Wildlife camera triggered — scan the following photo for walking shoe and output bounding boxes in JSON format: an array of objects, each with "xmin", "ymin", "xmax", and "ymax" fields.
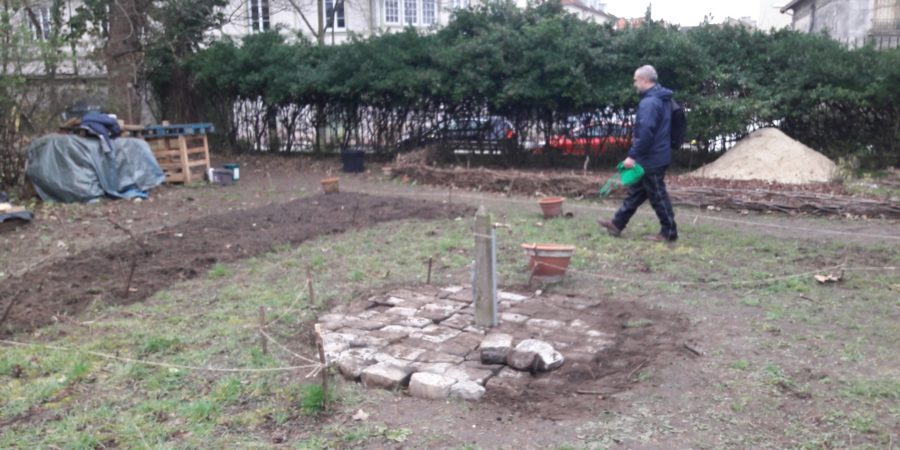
[
  {"xmin": 645, "ymin": 233, "xmax": 677, "ymax": 243},
  {"xmin": 597, "ymin": 219, "xmax": 621, "ymax": 237}
]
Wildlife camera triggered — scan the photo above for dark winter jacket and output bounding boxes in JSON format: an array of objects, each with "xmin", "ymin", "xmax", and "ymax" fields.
[{"xmin": 627, "ymin": 84, "xmax": 673, "ymax": 170}]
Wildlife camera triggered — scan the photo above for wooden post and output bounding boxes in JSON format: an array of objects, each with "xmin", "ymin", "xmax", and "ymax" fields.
[
  {"xmin": 306, "ymin": 266, "xmax": 316, "ymax": 306},
  {"xmin": 473, "ymin": 206, "xmax": 497, "ymax": 327},
  {"xmin": 314, "ymin": 324, "xmax": 328, "ymax": 409},
  {"xmin": 258, "ymin": 306, "xmax": 267, "ymax": 355},
  {"xmin": 178, "ymin": 136, "xmax": 191, "ymax": 183},
  {"xmin": 427, "ymin": 257, "xmax": 433, "ymax": 285}
]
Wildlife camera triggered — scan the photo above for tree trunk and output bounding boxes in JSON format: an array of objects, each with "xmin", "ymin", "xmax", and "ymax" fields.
[{"xmin": 105, "ymin": 0, "xmax": 143, "ymax": 124}]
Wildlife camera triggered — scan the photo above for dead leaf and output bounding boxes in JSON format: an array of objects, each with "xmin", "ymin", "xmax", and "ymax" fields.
[
  {"xmin": 814, "ymin": 273, "xmax": 842, "ymax": 284},
  {"xmin": 352, "ymin": 409, "xmax": 369, "ymax": 421}
]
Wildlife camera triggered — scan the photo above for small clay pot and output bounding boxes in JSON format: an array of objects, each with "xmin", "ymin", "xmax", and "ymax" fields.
[
  {"xmin": 521, "ymin": 243, "xmax": 576, "ymax": 283},
  {"xmin": 320, "ymin": 177, "xmax": 340, "ymax": 194},
  {"xmin": 538, "ymin": 197, "xmax": 565, "ymax": 219}
]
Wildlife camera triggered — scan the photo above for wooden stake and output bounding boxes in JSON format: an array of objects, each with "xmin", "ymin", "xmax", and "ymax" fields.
[
  {"xmin": 314, "ymin": 323, "xmax": 328, "ymax": 409},
  {"xmin": 306, "ymin": 266, "xmax": 316, "ymax": 306},
  {"xmin": 258, "ymin": 306, "xmax": 267, "ymax": 355},
  {"xmin": 124, "ymin": 257, "xmax": 137, "ymax": 297}
]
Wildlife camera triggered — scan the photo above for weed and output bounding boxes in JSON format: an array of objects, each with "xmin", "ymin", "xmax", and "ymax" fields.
[
  {"xmin": 299, "ymin": 384, "xmax": 329, "ymax": 415},
  {"xmin": 208, "ymin": 263, "xmax": 231, "ymax": 278},
  {"xmin": 139, "ymin": 336, "xmax": 181, "ymax": 356},
  {"xmin": 182, "ymin": 398, "xmax": 220, "ymax": 422},
  {"xmin": 729, "ymin": 360, "xmax": 750, "ymax": 370},
  {"xmin": 623, "ymin": 318, "xmax": 654, "ymax": 328},
  {"xmin": 843, "ymin": 379, "xmax": 900, "ymax": 400}
]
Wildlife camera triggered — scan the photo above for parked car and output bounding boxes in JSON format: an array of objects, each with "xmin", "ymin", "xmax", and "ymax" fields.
[
  {"xmin": 541, "ymin": 122, "xmax": 632, "ymax": 156},
  {"xmin": 441, "ymin": 116, "xmax": 517, "ymax": 155}
]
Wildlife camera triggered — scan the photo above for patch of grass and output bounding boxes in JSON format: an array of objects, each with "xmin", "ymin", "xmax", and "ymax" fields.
[
  {"xmin": 380, "ymin": 426, "xmax": 413, "ymax": 443},
  {"xmin": 729, "ymin": 360, "xmax": 750, "ymax": 370},
  {"xmin": 623, "ymin": 318, "xmax": 654, "ymax": 329},
  {"xmin": 842, "ymin": 379, "xmax": 900, "ymax": 400},
  {"xmin": 182, "ymin": 398, "xmax": 221, "ymax": 422},
  {"xmin": 138, "ymin": 336, "xmax": 182, "ymax": 356},
  {"xmin": 208, "ymin": 263, "xmax": 231, "ymax": 278},
  {"xmin": 299, "ymin": 384, "xmax": 329, "ymax": 415}
]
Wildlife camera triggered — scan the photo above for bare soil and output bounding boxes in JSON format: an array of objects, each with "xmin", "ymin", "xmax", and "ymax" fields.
[{"xmin": 0, "ymin": 192, "xmax": 470, "ymax": 334}]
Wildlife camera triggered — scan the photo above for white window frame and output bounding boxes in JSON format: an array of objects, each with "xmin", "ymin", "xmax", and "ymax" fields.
[
  {"xmin": 452, "ymin": 0, "xmax": 469, "ymax": 10},
  {"xmin": 385, "ymin": 0, "xmax": 400, "ymax": 24},
  {"xmin": 403, "ymin": 0, "xmax": 418, "ymax": 25},
  {"xmin": 324, "ymin": 0, "xmax": 346, "ymax": 30},
  {"xmin": 422, "ymin": 0, "xmax": 436, "ymax": 25},
  {"xmin": 249, "ymin": 0, "xmax": 270, "ymax": 32}
]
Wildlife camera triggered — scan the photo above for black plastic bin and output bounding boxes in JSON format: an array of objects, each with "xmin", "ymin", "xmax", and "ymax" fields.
[{"xmin": 341, "ymin": 148, "xmax": 366, "ymax": 173}]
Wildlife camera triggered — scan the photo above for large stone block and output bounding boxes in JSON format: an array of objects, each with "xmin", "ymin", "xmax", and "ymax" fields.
[
  {"xmin": 419, "ymin": 302, "xmax": 462, "ymax": 322},
  {"xmin": 479, "ymin": 333, "xmax": 513, "ymax": 365},
  {"xmin": 408, "ymin": 372, "xmax": 456, "ymax": 400},
  {"xmin": 450, "ymin": 380, "xmax": 486, "ymax": 401},
  {"xmin": 336, "ymin": 348, "xmax": 378, "ymax": 380},
  {"xmin": 361, "ymin": 363, "xmax": 412, "ymax": 390},
  {"xmin": 507, "ymin": 339, "xmax": 565, "ymax": 372}
]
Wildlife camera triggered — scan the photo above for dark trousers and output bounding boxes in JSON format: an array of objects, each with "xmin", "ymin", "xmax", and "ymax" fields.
[{"xmin": 613, "ymin": 166, "xmax": 678, "ymax": 239}]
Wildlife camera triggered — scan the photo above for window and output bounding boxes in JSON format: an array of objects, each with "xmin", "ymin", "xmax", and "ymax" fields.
[
  {"xmin": 29, "ymin": 6, "xmax": 52, "ymax": 40},
  {"xmin": 324, "ymin": 0, "xmax": 345, "ymax": 29},
  {"xmin": 453, "ymin": 0, "xmax": 469, "ymax": 9},
  {"xmin": 422, "ymin": 0, "xmax": 436, "ymax": 24},
  {"xmin": 249, "ymin": 0, "xmax": 270, "ymax": 31},
  {"xmin": 873, "ymin": 0, "xmax": 899, "ymax": 30},
  {"xmin": 385, "ymin": 0, "xmax": 399, "ymax": 23},
  {"xmin": 404, "ymin": 0, "xmax": 417, "ymax": 24}
]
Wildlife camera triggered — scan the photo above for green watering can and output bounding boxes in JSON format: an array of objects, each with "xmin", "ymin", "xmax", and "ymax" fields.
[{"xmin": 599, "ymin": 162, "xmax": 645, "ymax": 197}]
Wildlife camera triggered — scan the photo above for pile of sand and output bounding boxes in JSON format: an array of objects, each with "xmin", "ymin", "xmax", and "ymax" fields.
[{"xmin": 689, "ymin": 128, "xmax": 836, "ymax": 184}]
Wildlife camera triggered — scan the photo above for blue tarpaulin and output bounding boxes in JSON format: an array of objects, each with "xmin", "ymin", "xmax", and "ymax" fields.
[{"xmin": 25, "ymin": 134, "xmax": 165, "ymax": 203}]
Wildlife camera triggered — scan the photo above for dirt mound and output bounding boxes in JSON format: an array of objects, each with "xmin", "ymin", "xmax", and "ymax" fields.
[
  {"xmin": 0, "ymin": 193, "xmax": 471, "ymax": 335},
  {"xmin": 690, "ymin": 128, "xmax": 836, "ymax": 184}
]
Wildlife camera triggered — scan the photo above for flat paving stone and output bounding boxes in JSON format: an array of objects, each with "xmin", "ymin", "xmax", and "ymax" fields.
[
  {"xmin": 409, "ymin": 372, "xmax": 456, "ymax": 400},
  {"xmin": 336, "ymin": 348, "xmax": 378, "ymax": 380},
  {"xmin": 443, "ymin": 364, "xmax": 495, "ymax": 386},
  {"xmin": 417, "ymin": 351, "xmax": 465, "ymax": 364},
  {"xmin": 385, "ymin": 306, "xmax": 419, "ymax": 317},
  {"xmin": 499, "ymin": 312, "xmax": 529, "ymax": 324},
  {"xmin": 450, "ymin": 380, "xmax": 486, "ymax": 401},
  {"xmin": 382, "ymin": 344, "xmax": 426, "ymax": 362},
  {"xmin": 361, "ymin": 363, "xmax": 412, "ymax": 390},
  {"xmin": 526, "ymin": 318, "xmax": 565, "ymax": 330},
  {"xmin": 498, "ymin": 291, "xmax": 528, "ymax": 302},
  {"xmin": 411, "ymin": 324, "xmax": 461, "ymax": 344},
  {"xmin": 394, "ymin": 316, "xmax": 433, "ymax": 328},
  {"xmin": 410, "ymin": 362, "xmax": 456, "ymax": 374},
  {"xmin": 441, "ymin": 313, "xmax": 474, "ymax": 330},
  {"xmin": 418, "ymin": 302, "xmax": 462, "ymax": 322}
]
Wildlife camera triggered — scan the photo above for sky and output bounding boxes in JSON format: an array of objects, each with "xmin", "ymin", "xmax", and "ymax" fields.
[{"xmin": 602, "ymin": 0, "xmax": 761, "ymax": 26}]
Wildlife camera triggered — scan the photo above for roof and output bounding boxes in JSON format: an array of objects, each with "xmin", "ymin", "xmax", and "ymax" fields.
[
  {"xmin": 560, "ymin": 0, "xmax": 617, "ymax": 21},
  {"xmin": 780, "ymin": 0, "xmax": 811, "ymax": 13}
]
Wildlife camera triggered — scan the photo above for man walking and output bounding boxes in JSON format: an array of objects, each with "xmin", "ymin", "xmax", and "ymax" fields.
[{"xmin": 599, "ymin": 65, "xmax": 678, "ymax": 242}]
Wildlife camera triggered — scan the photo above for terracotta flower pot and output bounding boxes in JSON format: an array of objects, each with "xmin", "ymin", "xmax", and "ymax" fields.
[
  {"xmin": 538, "ymin": 197, "xmax": 565, "ymax": 219},
  {"xmin": 521, "ymin": 243, "xmax": 576, "ymax": 282},
  {"xmin": 320, "ymin": 177, "xmax": 340, "ymax": 194},
  {"xmin": 382, "ymin": 166, "xmax": 394, "ymax": 177}
]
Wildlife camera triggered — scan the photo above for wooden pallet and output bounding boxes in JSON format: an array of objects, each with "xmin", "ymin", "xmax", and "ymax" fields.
[{"xmin": 146, "ymin": 133, "xmax": 211, "ymax": 184}]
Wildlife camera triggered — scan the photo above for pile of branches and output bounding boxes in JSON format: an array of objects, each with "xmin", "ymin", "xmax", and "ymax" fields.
[{"xmin": 393, "ymin": 164, "xmax": 900, "ymax": 219}]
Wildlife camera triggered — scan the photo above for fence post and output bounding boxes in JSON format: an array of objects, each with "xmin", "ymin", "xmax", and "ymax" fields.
[{"xmin": 473, "ymin": 206, "xmax": 497, "ymax": 327}]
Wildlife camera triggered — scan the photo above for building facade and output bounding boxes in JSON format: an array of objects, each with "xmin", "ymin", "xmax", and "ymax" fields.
[{"xmin": 781, "ymin": 0, "xmax": 900, "ymax": 49}]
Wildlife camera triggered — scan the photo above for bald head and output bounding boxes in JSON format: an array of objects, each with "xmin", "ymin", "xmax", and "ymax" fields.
[{"xmin": 633, "ymin": 65, "xmax": 658, "ymax": 93}]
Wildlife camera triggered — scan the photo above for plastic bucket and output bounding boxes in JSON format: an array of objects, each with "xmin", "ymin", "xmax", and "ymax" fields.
[
  {"xmin": 341, "ymin": 149, "xmax": 365, "ymax": 173},
  {"xmin": 223, "ymin": 163, "xmax": 240, "ymax": 181}
]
